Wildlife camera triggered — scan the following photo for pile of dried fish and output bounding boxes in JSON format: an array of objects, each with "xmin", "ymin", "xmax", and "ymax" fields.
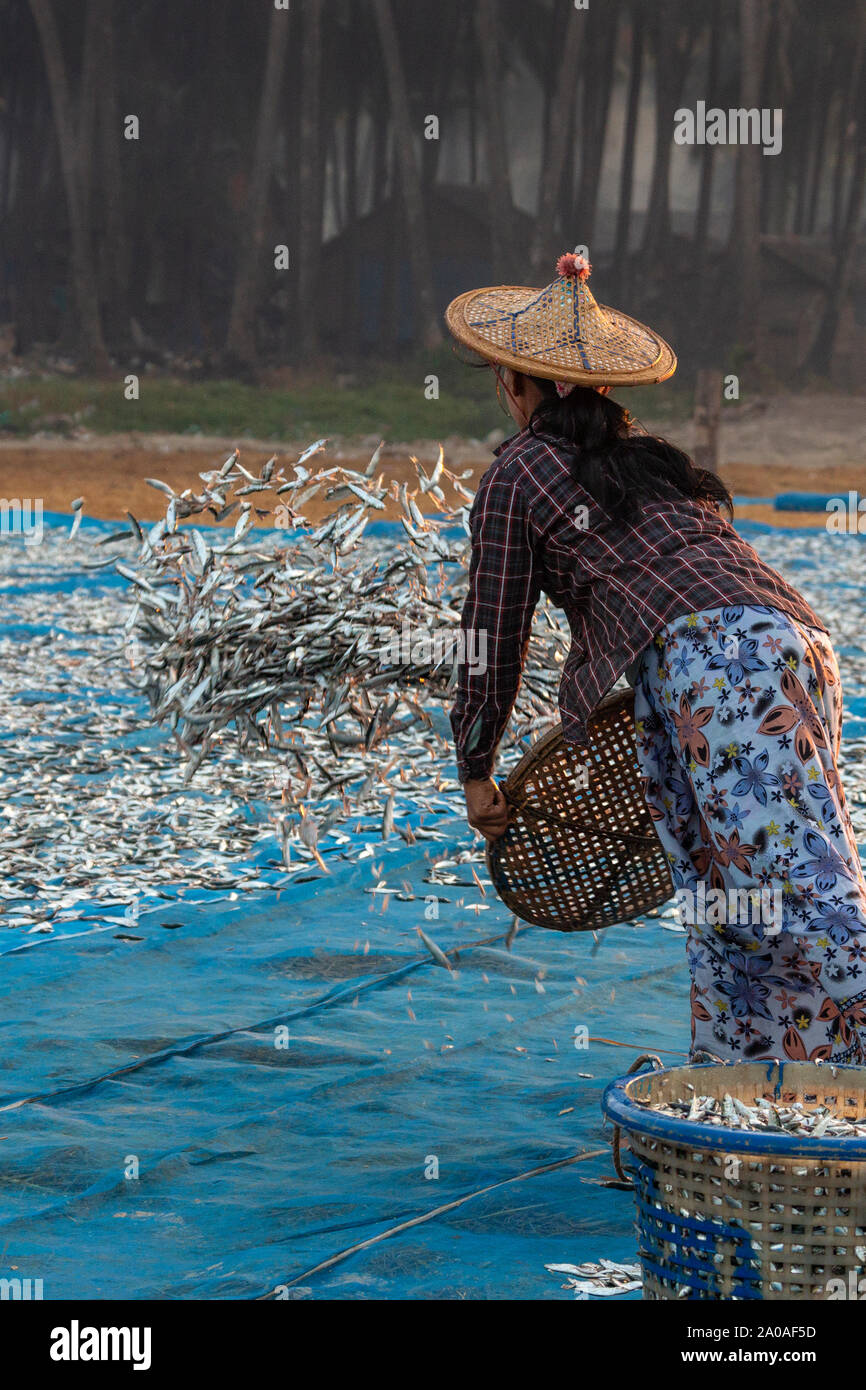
[
  {"xmin": 104, "ymin": 473, "xmax": 866, "ymax": 819},
  {"xmin": 545, "ymin": 1259, "xmax": 642, "ymax": 1296},
  {"xmin": 0, "ymin": 522, "xmax": 489, "ymax": 935},
  {"xmin": 644, "ymin": 1089, "xmax": 866, "ymax": 1137},
  {"xmin": 0, "ymin": 440, "xmax": 565, "ymax": 937},
  {"xmin": 0, "ymin": 447, "xmax": 864, "ymax": 938},
  {"xmin": 102, "ymin": 441, "xmax": 570, "ymax": 791}
]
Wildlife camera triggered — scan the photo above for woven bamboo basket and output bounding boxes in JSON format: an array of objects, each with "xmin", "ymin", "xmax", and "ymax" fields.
[
  {"xmin": 604, "ymin": 1058, "xmax": 866, "ymax": 1300},
  {"xmin": 485, "ymin": 688, "xmax": 673, "ymax": 932}
]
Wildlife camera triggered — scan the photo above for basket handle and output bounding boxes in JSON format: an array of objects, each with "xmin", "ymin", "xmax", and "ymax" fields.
[
  {"xmin": 504, "ymin": 789, "xmax": 659, "ymax": 848},
  {"xmin": 624, "ymin": 1053, "xmax": 664, "ymax": 1076},
  {"xmin": 611, "ymin": 1054, "xmax": 664, "ymax": 1182}
]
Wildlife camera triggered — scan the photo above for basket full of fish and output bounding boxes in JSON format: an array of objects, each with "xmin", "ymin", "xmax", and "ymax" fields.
[{"xmin": 603, "ymin": 1057, "xmax": 866, "ymax": 1300}]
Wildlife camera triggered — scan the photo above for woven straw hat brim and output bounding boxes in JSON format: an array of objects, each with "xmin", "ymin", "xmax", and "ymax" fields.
[{"xmin": 446, "ymin": 284, "xmax": 677, "ymax": 387}]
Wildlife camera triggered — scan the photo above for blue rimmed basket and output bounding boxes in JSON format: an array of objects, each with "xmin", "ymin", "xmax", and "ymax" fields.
[{"xmin": 603, "ymin": 1057, "xmax": 866, "ymax": 1300}]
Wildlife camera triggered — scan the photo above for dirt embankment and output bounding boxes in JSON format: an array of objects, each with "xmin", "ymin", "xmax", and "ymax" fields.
[{"xmin": 0, "ymin": 393, "xmax": 863, "ymax": 529}]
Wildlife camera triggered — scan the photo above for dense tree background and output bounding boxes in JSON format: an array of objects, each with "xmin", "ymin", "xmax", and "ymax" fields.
[{"xmin": 1, "ymin": 0, "xmax": 864, "ymax": 382}]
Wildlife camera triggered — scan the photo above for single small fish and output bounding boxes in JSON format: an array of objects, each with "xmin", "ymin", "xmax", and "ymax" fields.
[
  {"xmin": 417, "ymin": 928, "xmax": 454, "ymax": 973},
  {"xmin": 144, "ymin": 478, "xmax": 177, "ymax": 498}
]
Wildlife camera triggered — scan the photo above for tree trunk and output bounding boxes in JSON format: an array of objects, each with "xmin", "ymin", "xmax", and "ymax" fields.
[
  {"xmin": 277, "ymin": 20, "xmax": 303, "ymax": 359},
  {"xmin": 224, "ymin": 3, "xmax": 290, "ymax": 368},
  {"xmin": 559, "ymin": 46, "xmax": 581, "ymax": 225},
  {"xmin": 329, "ymin": 124, "xmax": 345, "ymax": 233},
  {"xmin": 78, "ymin": 0, "xmax": 101, "ymax": 218},
  {"xmin": 345, "ymin": 94, "xmax": 359, "ymax": 232},
  {"xmin": 804, "ymin": 57, "xmax": 831, "ymax": 235},
  {"xmin": 371, "ymin": 0, "xmax": 442, "ymax": 349},
  {"xmin": 790, "ymin": 118, "xmax": 807, "ymax": 233},
  {"xmin": 572, "ymin": 8, "xmax": 618, "ymax": 252},
  {"xmin": 475, "ymin": 0, "xmax": 515, "ymax": 280},
  {"xmin": 803, "ymin": 106, "xmax": 866, "ymax": 375},
  {"xmin": 642, "ymin": 6, "xmax": 694, "ymax": 256},
  {"xmin": 614, "ymin": 8, "xmax": 644, "ymax": 286},
  {"xmin": 381, "ymin": 161, "xmax": 402, "ymax": 354},
  {"xmin": 422, "ymin": 7, "xmax": 459, "ymax": 194},
  {"xmin": 372, "ymin": 104, "xmax": 389, "ymax": 210},
  {"xmin": 830, "ymin": 99, "xmax": 850, "ymax": 245},
  {"xmin": 297, "ymin": 0, "xmax": 324, "ymax": 357},
  {"xmin": 344, "ymin": 93, "xmax": 361, "ymax": 353},
  {"xmin": 28, "ymin": 0, "xmax": 110, "ymax": 371},
  {"xmin": 538, "ymin": 21, "xmax": 561, "ymax": 180},
  {"xmin": 341, "ymin": 69, "xmax": 362, "ymax": 353},
  {"xmin": 529, "ymin": 7, "xmax": 582, "ymax": 281},
  {"xmin": 467, "ymin": 24, "xmax": 478, "ymax": 187},
  {"xmin": 831, "ymin": 11, "xmax": 866, "ymax": 248},
  {"xmin": 96, "ymin": 0, "xmax": 128, "ymax": 345},
  {"xmin": 0, "ymin": 49, "xmax": 21, "ymax": 328},
  {"xmin": 694, "ymin": 7, "xmax": 721, "ymax": 258},
  {"xmin": 730, "ymin": 0, "xmax": 771, "ymax": 348}
]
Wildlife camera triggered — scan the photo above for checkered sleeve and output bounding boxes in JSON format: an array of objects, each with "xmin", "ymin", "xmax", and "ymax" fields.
[{"xmin": 450, "ymin": 469, "xmax": 541, "ymax": 783}]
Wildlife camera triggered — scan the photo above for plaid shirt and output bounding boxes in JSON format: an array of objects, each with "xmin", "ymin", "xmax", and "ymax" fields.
[{"xmin": 450, "ymin": 427, "xmax": 826, "ymax": 782}]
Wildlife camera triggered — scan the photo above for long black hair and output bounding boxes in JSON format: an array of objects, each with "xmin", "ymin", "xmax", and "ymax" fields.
[{"xmin": 526, "ymin": 377, "xmax": 733, "ymax": 523}]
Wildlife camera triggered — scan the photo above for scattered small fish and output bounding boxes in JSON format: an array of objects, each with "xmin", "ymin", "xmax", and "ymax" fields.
[
  {"xmin": 545, "ymin": 1259, "xmax": 642, "ymax": 1297},
  {"xmin": 1, "ymin": 448, "xmax": 863, "ymax": 957}
]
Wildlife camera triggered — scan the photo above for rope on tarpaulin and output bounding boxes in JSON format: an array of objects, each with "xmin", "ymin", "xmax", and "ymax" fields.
[
  {"xmin": 589, "ymin": 1037, "xmax": 688, "ymax": 1056},
  {"xmin": 259, "ymin": 1146, "xmax": 610, "ymax": 1296},
  {"xmin": 262, "ymin": 1045, "xmax": 690, "ymax": 1295}
]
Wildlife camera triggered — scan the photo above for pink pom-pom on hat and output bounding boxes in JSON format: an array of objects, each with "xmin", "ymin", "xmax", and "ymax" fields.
[{"xmin": 556, "ymin": 251, "xmax": 592, "ymax": 281}]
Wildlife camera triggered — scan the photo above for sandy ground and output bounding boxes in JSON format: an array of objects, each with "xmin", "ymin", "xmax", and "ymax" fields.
[{"xmin": 0, "ymin": 392, "xmax": 863, "ymax": 529}]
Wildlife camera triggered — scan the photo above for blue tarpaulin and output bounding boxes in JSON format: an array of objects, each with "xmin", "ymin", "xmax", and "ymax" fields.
[{"xmin": 0, "ymin": 513, "xmax": 863, "ymax": 1299}]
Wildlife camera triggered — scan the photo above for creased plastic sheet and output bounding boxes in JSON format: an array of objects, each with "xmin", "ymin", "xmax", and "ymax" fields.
[
  {"xmin": 0, "ymin": 834, "xmax": 693, "ymax": 1298},
  {"xmin": 0, "ymin": 514, "xmax": 863, "ymax": 1299}
]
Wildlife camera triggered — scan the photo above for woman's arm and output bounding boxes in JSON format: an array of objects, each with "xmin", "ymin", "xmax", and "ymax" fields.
[{"xmin": 450, "ymin": 468, "xmax": 542, "ymax": 818}]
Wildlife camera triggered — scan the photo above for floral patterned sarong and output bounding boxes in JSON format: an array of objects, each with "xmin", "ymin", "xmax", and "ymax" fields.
[{"xmin": 633, "ymin": 605, "xmax": 866, "ymax": 1064}]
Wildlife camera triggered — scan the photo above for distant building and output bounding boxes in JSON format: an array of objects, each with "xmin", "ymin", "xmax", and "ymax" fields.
[{"xmin": 318, "ymin": 183, "xmax": 533, "ymax": 350}]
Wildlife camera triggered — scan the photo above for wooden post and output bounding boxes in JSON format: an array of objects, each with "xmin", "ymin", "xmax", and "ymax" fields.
[{"xmin": 693, "ymin": 369, "xmax": 723, "ymax": 474}]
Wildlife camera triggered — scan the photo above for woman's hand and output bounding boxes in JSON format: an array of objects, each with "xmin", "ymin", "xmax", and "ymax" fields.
[{"xmin": 463, "ymin": 777, "xmax": 511, "ymax": 841}]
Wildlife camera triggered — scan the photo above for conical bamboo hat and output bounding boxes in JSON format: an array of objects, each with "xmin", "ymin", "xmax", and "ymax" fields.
[{"xmin": 445, "ymin": 252, "xmax": 676, "ymax": 387}]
